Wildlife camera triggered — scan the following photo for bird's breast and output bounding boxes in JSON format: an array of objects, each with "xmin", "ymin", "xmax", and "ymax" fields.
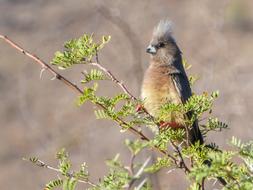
[{"xmin": 141, "ymin": 66, "xmax": 181, "ymax": 117}]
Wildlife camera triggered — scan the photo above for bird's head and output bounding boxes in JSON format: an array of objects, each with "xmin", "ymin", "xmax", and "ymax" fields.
[{"xmin": 146, "ymin": 20, "xmax": 180, "ymax": 63}]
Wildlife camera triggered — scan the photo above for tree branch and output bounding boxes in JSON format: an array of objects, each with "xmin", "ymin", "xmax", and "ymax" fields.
[
  {"xmin": 0, "ymin": 34, "xmax": 178, "ymax": 167},
  {"xmin": 24, "ymin": 158, "xmax": 96, "ymax": 187},
  {"xmin": 0, "ymin": 35, "xmax": 83, "ymax": 94}
]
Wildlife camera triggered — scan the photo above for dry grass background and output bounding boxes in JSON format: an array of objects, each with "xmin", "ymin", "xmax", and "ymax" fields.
[{"xmin": 0, "ymin": 0, "xmax": 253, "ymax": 189}]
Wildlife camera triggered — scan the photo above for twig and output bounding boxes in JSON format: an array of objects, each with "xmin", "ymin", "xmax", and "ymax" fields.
[
  {"xmin": 201, "ymin": 177, "xmax": 206, "ymax": 190},
  {"xmin": 128, "ymin": 154, "xmax": 136, "ymax": 176},
  {"xmin": 24, "ymin": 158, "xmax": 96, "ymax": 187},
  {"xmin": 127, "ymin": 157, "xmax": 151, "ymax": 190},
  {"xmin": 92, "ymin": 52, "xmax": 159, "ymax": 125},
  {"xmin": 91, "ymin": 62, "xmax": 136, "ymax": 100},
  {"xmin": 170, "ymin": 141, "xmax": 190, "ymax": 173},
  {"xmin": 0, "ymin": 35, "xmax": 83, "ymax": 94},
  {"xmin": 134, "ymin": 156, "xmax": 151, "ymax": 178},
  {"xmin": 135, "ymin": 178, "xmax": 148, "ymax": 190}
]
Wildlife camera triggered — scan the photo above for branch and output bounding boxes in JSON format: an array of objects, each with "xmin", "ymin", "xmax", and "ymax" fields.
[
  {"xmin": 0, "ymin": 34, "xmax": 177, "ymax": 165},
  {"xmin": 0, "ymin": 35, "xmax": 83, "ymax": 94},
  {"xmin": 171, "ymin": 141, "xmax": 190, "ymax": 173},
  {"xmin": 92, "ymin": 52, "xmax": 158, "ymax": 125},
  {"xmin": 91, "ymin": 62, "xmax": 136, "ymax": 101},
  {"xmin": 23, "ymin": 158, "xmax": 96, "ymax": 187}
]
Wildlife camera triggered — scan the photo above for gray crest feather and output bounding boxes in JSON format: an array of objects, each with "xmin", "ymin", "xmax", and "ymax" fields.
[{"xmin": 153, "ymin": 20, "xmax": 174, "ymax": 40}]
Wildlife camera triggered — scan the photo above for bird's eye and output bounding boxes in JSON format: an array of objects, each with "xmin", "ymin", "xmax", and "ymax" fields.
[{"xmin": 157, "ymin": 42, "xmax": 165, "ymax": 48}]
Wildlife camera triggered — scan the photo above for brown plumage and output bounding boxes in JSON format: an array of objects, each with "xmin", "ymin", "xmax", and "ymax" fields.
[{"xmin": 141, "ymin": 20, "xmax": 203, "ymax": 144}]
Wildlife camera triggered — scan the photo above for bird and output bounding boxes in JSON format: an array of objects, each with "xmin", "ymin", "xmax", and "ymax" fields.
[{"xmin": 141, "ymin": 20, "xmax": 203, "ymax": 145}]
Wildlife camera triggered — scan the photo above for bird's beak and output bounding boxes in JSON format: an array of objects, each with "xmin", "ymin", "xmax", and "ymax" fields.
[{"xmin": 146, "ymin": 45, "xmax": 157, "ymax": 54}]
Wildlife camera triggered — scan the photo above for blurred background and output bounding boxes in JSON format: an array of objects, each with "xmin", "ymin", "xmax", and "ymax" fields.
[{"xmin": 0, "ymin": 0, "xmax": 253, "ymax": 189}]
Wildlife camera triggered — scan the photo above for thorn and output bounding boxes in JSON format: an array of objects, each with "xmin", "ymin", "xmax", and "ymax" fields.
[
  {"xmin": 51, "ymin": 74, "xmax": 57, "ymax": 80},
  {"xmin": 136, "ymin": 104, "xmax": 144, "ymax": 112},
  {"xmin": 40, "ymin": 67, "xmax": 47, "ymax": 79},
  {"xmin": 167, "ymin": 168, "xmax": 176, "ymax": 174},
  {"xmin": 178, "ymin": 141, "xmax": 184, "ymax": 149}
]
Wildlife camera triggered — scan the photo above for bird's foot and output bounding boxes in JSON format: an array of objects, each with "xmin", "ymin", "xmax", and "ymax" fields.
[{"xmin": 135, "ymin": 104, "xmax": 146, "ymax": 113}]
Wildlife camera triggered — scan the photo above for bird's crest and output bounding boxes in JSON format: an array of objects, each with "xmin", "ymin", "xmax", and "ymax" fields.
[{"xmin": 153, "ymin": 20, "xmax": 174, "ymax": 40}]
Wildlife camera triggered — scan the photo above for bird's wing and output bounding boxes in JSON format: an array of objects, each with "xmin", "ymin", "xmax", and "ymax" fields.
[
  {"xmin": 168, "ymin": 60, "xmax": 203, "ymax": 144},
  {"xmin": 171, "ymin": 73, "xmax": 192, "ymax": 103},
  {"xmin": 166, "ymin": 63, "xmax": 192, "ymax": 103}
]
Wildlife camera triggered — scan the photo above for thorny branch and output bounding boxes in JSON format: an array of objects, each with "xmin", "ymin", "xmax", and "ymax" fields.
[
  {"xmin": 0, "ymin": 35, "xmax": 83, "ymax": 94},
  {"xmin": 0, "ymin": 34, "xmax": 182, "ymax": 167}
]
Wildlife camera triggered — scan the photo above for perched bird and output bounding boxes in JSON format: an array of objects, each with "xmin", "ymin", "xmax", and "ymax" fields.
[{"xmin": 141, "ymin": 20, "xmax": 203, "ymax": 145}]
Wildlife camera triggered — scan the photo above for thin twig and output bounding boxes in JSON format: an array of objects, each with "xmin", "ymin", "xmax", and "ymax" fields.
[
  {"xmin": 0, "ymin": 35, "xmax": 83, "ymax": 94},
  {"xmin": 129, "ymin": 154, "xmax": 136, "ymax": 176},
  {"xmin": 171, "ymin": 141, "xmax": 190, "ymax": 173},
  {"xmin": 201, "ymin": 177, "xmax": 206, "ymax": 190},
  {"xmin": 134, "ymin": 156, "xmax": 151, "ymax": 178},
  {"xmin": 92, "ymin": 52, "xmax": 159, "ymax": 125},
  {"xmin": 24, "ymin": 158, "xmax": 96, "ymax": 187},
  {"xmin": 92, "ymin": 53, "xmax": 137, "ymax": 101},
  {"xmin": 135, "ymin": 178, "xmax": 148, "ymax": 190}
]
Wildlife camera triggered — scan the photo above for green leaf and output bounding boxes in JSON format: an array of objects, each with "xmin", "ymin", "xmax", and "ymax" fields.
[
  {"xmin": 45, "ymin": 179, "xmax": 63, "ymax": 190},
  {"xmin": 63, "ymin": 178, "xmax": 77, "ymax": 190},
  {"xmin": 51, "ymin": 34, "xmax": 110, "ymax": 69},
  {"xmin": 125, "ymin": 139, "xmax": 148, "ymax": 155},
  {"xmin": 150, "ymin": 128, "xmax": 185, "ymax": 151},
  {"xmin": 94, "ymin": 109, "xmax": 110, "ymax": 119},
  {"xmin": 77, "ymin": 83, "xmax": 98, "ymax": 106},
  {"xmin": 144, "ymin": 157, "xmax": 171, "ymax": 173},
  {"xmin": 56, "ymin": 148, "xmax": 71, "ymax": 176},
  {"xmin": 29, "ymin": 156, "xmax": 38, "ymax": 163},
  {"xmin": 81, "ymin": 69, "xmax": 106, "ymax": 83}
]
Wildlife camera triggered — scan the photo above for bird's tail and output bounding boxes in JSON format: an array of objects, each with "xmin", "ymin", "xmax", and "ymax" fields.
[{"xmin": 190, "ymin": 121, "xmax": 227, "ymax": 186}]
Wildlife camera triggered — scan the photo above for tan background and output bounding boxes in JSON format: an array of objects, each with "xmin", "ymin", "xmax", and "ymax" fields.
[{"xmin": 0, "ymin": 0, "xmax": 253, "ymax": 189}]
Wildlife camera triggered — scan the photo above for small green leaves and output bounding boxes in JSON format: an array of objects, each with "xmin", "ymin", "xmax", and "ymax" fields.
[
  {"xmin": 56, "ymin": 148, "xmax": 71, "ymax": 176},
  {"xmin": 106, "ymin": 154, "xmax": 122, "ymax": 169},
  {"xmin": 29, "ymin": 156, "xmax": 39, "ymax": 163},
  {"xmin": 211, "ymin": 90, "xmax": 219, "ymax": 98},
  {"xmin": 45, "ymin": 179, "xmax": 63, "ymax": 190},
  {"xmin": 231, "ymin": 136, "xmax": 243, "ymax": 149},
  {"xmin": 77, "ymin": 83, "xmax": 98, "ymax": 106},
  {"xmin": 158, "ymin": 102, "xmax": 184, "ymax": 122},
  {"xmin": 151, "ymin": 128, "xmax": 185, "ymax": 151},
  {"xmin": 81, "ymin": 69, "xmax": 106, "ymax": 83},
  {"xmin": 144, "ymin": 157, "xmax": 171, "ymax": 173},
  {"xmin": 189, "ymin": 75, "xmax": 200, "ymax": 86},
  {"xmin": 182, "ymin": 58, "xmax": 192, "ymax": 70},
  {"xmin": 94, "ymin": 109, "xmax": 110, "ymax": 119},
  {"xmin": 63, "ymin": 178, "xmax": 77, "ymax": 190},
  {"xmin": 125, "ymin": 139, "xmax": 148, "ymax": 155},
  {"xmin": 90, "ymin": 154, "xmax": 130, "ymax": 190},
  {"xmin": 184, "ymin": 92, "xmax": 218, "ymax": 121},
  {"xmin": 201, "ymin": 117, "xmax": 228, "ymax": 136},
  {"xmin": 76, "ymin": 162, "xmax": 89, "ymax": 181},
  {"xmin": 51, "ymin": 34, "xmax": 111, "ymax": 69}
]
